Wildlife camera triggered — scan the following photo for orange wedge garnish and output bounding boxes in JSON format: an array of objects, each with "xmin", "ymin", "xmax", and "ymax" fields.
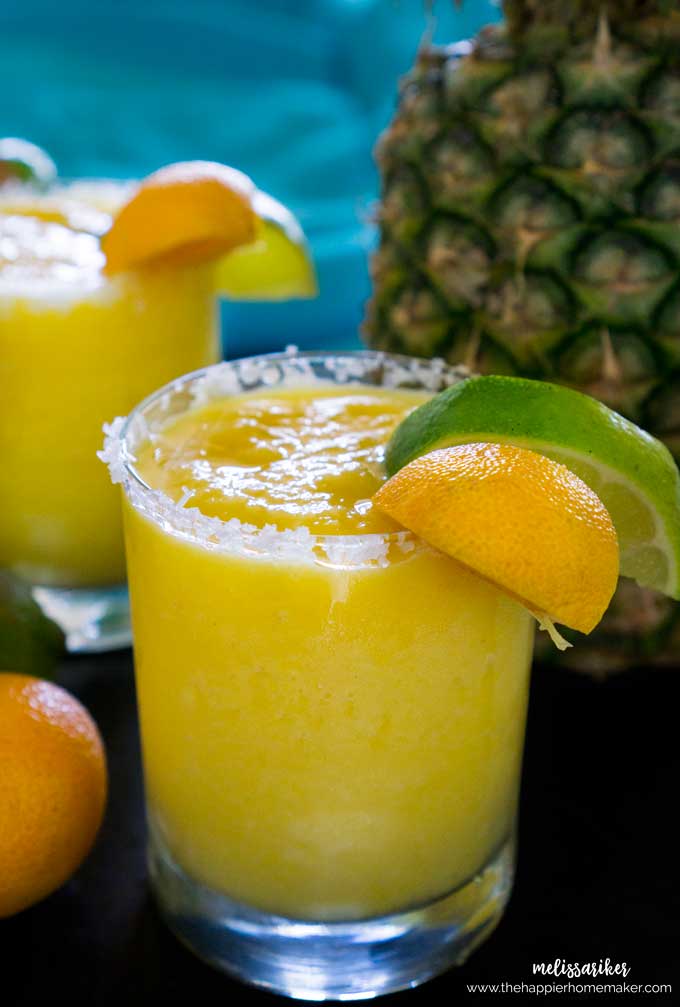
[
  {"xmin": 101, "ymin": 161, "xmax": 257, "ymax": 273},
  {"xmin": 374, "ymin": 443, "xmax": 619, "ymax": 635}
]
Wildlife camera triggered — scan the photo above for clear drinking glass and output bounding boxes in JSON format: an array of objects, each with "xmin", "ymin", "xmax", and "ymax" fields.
[
  {"xmin": 108, "ymin": 351, "xmax": 534, "ymax": 999},
  {"xmin": 0, "ymin": 181, "xmax": 220, "ymax": 650}
]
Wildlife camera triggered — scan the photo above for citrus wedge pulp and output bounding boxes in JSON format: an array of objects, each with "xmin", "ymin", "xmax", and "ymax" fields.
[
  {"xmin": 385, "ymin": 376, "xmax": 680, "ymax": 600},
  {"xmin": 101, "ymin": 160, "xmax": 257, "ymax": 273},
  {"xmin": 100, "ymin": 160, "xmax": 317, "ymax": 298},
  {"xmin": 374, "ymin": 442, "xmax": 619, "ymax": 637}
]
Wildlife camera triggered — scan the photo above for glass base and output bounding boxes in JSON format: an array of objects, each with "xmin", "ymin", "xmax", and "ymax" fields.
[
  {"xmin": 32, "ymin": 584, "xmax": 131, "ymax": 653},
  {"xmin": 149, "ymin": 833, "xmax": 514, "ymax": 1000}
]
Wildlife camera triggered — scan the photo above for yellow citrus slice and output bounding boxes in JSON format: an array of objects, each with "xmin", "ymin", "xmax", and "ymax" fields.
[
  {"xmin": 373, "ymin": 443, "xmax": 619, "ymax": 635},
  {"xmin": 101, "ymin": 160, "xmax": 257, "ymax": 273},
  {"xmin": 214, "ymin": 189, "xmax": 317, "ymax": 300}
]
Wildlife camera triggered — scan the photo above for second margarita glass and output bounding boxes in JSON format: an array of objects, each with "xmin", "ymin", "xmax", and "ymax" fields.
[{"xmin": 0, "ymin": 182, "xmax": 219, "ymax": 649}]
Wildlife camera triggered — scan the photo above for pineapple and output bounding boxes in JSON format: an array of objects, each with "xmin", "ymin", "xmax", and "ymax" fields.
[{"xmin": 364, "ymin": 0, "xmax": 680, "ymax": 673}]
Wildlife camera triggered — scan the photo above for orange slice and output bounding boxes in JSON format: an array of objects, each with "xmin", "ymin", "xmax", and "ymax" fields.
[
  {"xmin": 101, "ymin": 160, "xmax": 257, "ymax": 273},
  {"xmin": 374, "ymin": 443, "xmax": 619, "ymax": 635}
]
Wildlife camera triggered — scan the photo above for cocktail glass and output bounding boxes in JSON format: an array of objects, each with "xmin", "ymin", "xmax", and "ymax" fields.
[
  {"xmin": 0, "ymin": 183, "xmax": 220, "ymax": 650},
  {"xmin": 108, "ymin": 351, "xmax": 534, "ymax": 1000}
]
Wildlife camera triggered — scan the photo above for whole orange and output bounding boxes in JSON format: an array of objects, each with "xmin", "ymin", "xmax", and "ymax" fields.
[{"xmin": 0, "ymin": 673, "xmax": 107, "ymax": 917}]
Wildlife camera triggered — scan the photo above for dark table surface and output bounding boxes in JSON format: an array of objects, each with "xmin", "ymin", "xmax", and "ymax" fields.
[{"xmin": 3, "ymin": 651, "xmax": 679, "ymax": 1005}]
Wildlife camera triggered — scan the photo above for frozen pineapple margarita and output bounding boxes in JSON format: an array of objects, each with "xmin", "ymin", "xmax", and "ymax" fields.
[
  {"xmin": 103, "ymin": 350, "xmax": 680, "ymax": 998},
  {"xmin": 0, "ymin": 153, "xmax": 315, "ymax": 649},
  {"xmin": 0, "ymin": 194, "xmax": 219, "ymax": 587},
  {"xmin": 104, "ymin": 353, "xmax": 532, "ymax": 935},
  {"xmin": 128, "ymin": 385, "xmax": 532, "ymax": 919}
]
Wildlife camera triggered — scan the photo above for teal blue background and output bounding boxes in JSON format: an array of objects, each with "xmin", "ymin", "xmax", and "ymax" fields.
[{"xmin": 0, "ymin": 1, "xmax": 500, "ymax": 357}]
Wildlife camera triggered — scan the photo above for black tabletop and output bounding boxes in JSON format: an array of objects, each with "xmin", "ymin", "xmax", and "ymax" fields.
[{"xmin": 3, "ymin": 652, "xmax": 679, "ymax": 1005}]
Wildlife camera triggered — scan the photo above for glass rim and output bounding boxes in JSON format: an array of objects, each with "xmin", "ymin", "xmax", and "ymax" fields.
[
  {"xmin": 108, "ymin": 349, "xmax": 469, "ymax": 565},
  {"xmin": 0, "ymin": 178, "xmax": 134, "ymax": 299}
]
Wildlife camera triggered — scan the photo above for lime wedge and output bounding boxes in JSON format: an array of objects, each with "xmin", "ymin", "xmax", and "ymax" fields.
[
  {"xmin": 214, "ymin": 189, "xmax": 317, "ymax": 300},
  {"xmin": 385, "ymin": 375, "xmax": 680, "ymax": 599},
  {"xmin": 0, "ymin": 571, "xmax": 65, "ymax": 678}
]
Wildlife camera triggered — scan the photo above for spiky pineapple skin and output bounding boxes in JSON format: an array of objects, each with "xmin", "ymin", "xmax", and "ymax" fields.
[{"xmin": 364, "ymin": 13, "xmax": 680, "ymax": 672}]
